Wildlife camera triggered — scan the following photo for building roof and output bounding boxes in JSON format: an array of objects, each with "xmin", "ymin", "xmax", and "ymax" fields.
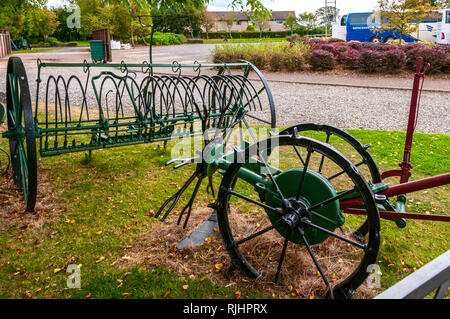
[{"xmin": 210, "ymin": 10, "xmax": 295, "ymax": 22}]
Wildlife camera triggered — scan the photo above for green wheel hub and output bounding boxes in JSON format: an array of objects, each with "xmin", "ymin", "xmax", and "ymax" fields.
[{"xmin": 264, "ymin": 168, "xmax": 345, "ymax": 245}]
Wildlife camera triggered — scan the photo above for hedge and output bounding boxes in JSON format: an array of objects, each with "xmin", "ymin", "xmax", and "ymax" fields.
[{"xmin": 200, "ymin": 27, "xmax": 325, "ymax": 39}]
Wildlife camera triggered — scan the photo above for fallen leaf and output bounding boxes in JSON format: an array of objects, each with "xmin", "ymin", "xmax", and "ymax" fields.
[
  {"xmin": 95, "ymin": 256, "xmax": 105, "ymax": 263},
  {"xmin": 215, "ymin": 263, "xmax": 223, "ymax": 271}
]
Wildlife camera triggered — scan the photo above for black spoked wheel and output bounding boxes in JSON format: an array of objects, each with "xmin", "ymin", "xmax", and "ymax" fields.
[
  {"xmin": 216, "ymin": 134, "xmax": 380, "ymax": 299},
  {"xmin": 280, "ymin": 124, "xmax": 382, "ymax": 238},
  {"xmin": 6, "ymin": 57, "xmax": 38, "ymax": 212}
]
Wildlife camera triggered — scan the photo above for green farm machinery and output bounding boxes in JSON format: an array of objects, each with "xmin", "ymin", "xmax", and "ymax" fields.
[{"xmin": 1, "ymin": 54, "xmax": 448, "ymax": 298}]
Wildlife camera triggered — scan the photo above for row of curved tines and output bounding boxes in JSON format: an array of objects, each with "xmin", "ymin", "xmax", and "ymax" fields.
[{"xmin": 38, "ymin": 64, "xmax": 264, "ymax": 150}]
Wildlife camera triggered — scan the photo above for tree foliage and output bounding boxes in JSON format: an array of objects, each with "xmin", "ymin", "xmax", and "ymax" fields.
[
  {"xmin": 376, "ymin": 0, "xmax": 439, "ymax": 39},
  {"xmin": 283, "ymin": 13, "xmax": 299, "ymax": 35},
  {"xmin": 297, "ymin": 12, "xmax": 318, "ymax": 31}
]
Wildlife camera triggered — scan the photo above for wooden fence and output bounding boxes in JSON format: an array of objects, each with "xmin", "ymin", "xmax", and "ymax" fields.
[
  {"xmin": 0, "ymin": 33, "xmax": 11, "ymax": 58},
  {"xmin": 92, "ymin": 28, "xmax": 112, "ymax": 62}
]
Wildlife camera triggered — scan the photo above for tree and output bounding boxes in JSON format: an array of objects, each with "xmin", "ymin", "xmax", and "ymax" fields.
[
  {"xmin": 202, "ymin": 9, "xmax": 216, "ymax": 39},
  {"xmin": 376, "ymin": 0, "xmax": 438, "ymax": 41},
  {"xmin": 38, "ymin": 8, "xmax": 60, "ymax": 41},
  {"xmin": 0, "ymin": 0, "xmax": 46, "ymax": 38},
  {"xmin": 427, "ymin": 0, "xmax": 450, "ymax": 8},
  {"xmin": 283, "ymin": 13, "xmax": 298, "ymax": 35},
  {"xmin": 223, "ymin": 12, "xmax": 235, "ymax": 38},
  {"xmin": 252, "ymin": 15, "xmax": 270, "ymax": 39},
  {"xmin": 315, "ymin": 5, "xmax": 340, "ymax": 35},
  {"xmin": 297, "ymin": 12, "xmax": 318, "ymax": 31}
]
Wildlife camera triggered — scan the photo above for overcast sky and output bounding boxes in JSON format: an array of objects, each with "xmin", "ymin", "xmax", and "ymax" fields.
[{"xmin": 47, "ymin": 0, "xmax": 380, "ymax": 15}]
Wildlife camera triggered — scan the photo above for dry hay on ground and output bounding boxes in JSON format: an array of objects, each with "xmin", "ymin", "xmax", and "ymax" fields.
[{"xmin": 119, "ymin": 206, "xmax": 380, "ymax": 299}]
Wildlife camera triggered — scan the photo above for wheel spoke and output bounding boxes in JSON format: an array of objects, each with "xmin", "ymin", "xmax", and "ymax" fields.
[
  {"xmin": 298, "ymin": 228, "xmax": 330, "ymax": 288},
  {"xmin": 228, "ymin": 189, "xmax": 280, "ymax": 214},
  {"xmin": 274, "ymin": 227, "xmax": 291, "ymax": 283},
  {"xmin": 318, "ymin": 133, "xmax": 331, "ymax": 174},
  {"xmin": 301, "ymin": 219, "xmax": 366, "ymax": 250},
  {"xmin": 296, "ymin": 148, "xmax": 312, "ymax": 200},
  {"xmin": 308, "ymin": 188, "xmax": 356, "ymax": 212},
  {"xmin": 328, "ymin": 160, "xmax": 365, "ymax": 181},
  {"xmin": 293, "ymin": 145, "xmax": 305, "ymax": 166},
  {"xmin": 235, "ymin": 220, "xmax": 281, "ymax": 246}
]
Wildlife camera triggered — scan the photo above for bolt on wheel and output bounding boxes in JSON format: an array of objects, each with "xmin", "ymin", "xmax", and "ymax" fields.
[{"xmin": 216, "ymin": 134, "xmax": 380, "ymax": 298}]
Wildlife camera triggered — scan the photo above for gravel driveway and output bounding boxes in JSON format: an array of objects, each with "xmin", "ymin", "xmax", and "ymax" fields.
[
  {"xmin": 0, "ymin": 46, "xmax": 448, "ymax": 135},
  {"xmin": 269, "ymin": 82, "xmax": 450, "ymax": 134}
]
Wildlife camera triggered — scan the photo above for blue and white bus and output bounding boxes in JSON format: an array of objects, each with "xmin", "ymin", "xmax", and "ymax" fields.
[
  {"xmin": 436, "ymin": 8, "xmax": 450, "ymax": 44},
  {"xmin": 332, "ymin": 12, "xmax": 417, "ymax": 43}
]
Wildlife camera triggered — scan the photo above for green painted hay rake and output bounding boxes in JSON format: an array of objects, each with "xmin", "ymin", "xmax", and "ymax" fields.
[{"xmin": 2, "ymin": 55, "xmax": 448, "ymax": 299}]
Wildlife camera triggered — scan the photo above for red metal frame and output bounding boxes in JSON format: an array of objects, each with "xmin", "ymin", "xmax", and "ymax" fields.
[{"xmin": 340, "ymin": 58, "xmax": 449, "ymax": 222}]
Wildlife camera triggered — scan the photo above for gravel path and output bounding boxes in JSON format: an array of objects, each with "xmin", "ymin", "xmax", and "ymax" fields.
[
  {"xmin": 269, "ymin": 82, "xmax": 450, "ymax": 134},
  {"xmin": 1, "ymin": 65, "xmax": 448, "ymax": 135}
]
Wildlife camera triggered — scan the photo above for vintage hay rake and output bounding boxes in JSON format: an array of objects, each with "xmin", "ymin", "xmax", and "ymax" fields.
[{"xmin": 1, "ymin": 54, "xmax": 449, "ymax": 298}]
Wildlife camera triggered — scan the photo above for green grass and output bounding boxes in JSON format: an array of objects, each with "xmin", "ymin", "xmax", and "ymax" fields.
[
  {"xmin": 76, "ymin": 41, "xmax": 91, "ymax": 47},
  {"xmin": 0, "ymin": 126, "xmax": 448, "ymax": 299},
  {"xmin": 13, "ymin": 47, "xmax": 66, "ymax": 54}
]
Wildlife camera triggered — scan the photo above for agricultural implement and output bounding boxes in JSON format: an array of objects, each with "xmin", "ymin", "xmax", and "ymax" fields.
[{"xmin": 1, "ymin": 53, "xmax": 449, "ymax": 298}]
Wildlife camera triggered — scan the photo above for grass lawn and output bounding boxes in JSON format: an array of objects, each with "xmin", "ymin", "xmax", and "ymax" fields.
[
  {"xmin": 13, "ymin": 47, "xmax": 67, "ymax": 54},
  {"xmin": 0, "ymin": 121, "xmax": 448, "ymax": 299}
]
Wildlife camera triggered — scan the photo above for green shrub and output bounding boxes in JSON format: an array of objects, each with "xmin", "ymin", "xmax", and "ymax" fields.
[
  {"xmin": 46, "ymin": 36, "xmax": 60, "ymax": 47},
  {"xmin": 187, "ymin": 39, "xmax": 204, "ymax": 44},
  {"xmin": 146, "ymin": 32, "xmax": 186, "ymax": 46},
  {"xmin": 246, "ymin": 25, "xmax": 256, "ymax": 32},
  {"xmin": 211, "ymin": 42, "xmax": 311, "ymax": 71}
]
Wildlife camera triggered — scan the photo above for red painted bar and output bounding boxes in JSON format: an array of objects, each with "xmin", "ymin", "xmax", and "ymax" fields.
[
  {"xmin": 340, "ymin": 173, "xmax": 450, "ymax": 209},
  {"xmin": 344, "ymin": 208, "xmax": 450, "ymax": 222}
]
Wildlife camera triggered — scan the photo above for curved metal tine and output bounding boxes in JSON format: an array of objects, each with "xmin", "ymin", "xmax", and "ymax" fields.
[
  {"xmin": 159, "ymin": 75, "xmax": 185, "ymax": 119},
  {"xmin": 44, "ymin": 76, "xmax": 63, "ymax": 146},
  {"xmin": 212, "ymin": 76, "xmax": 246, "ymax": 140},
  {"xmin": 152, "ymin": 75, "xmax": 177, "ymax": 119},
  {"xmin": 180, "ymin": 76, "xmax": 208, "ymax": 120},
  {"xmin": 215, "ymin": 75, "xmax": 243, "ymax": 115},
  {"xmin": 297, "ymin": 227, "xmax": 332, "ymax": 295},
  {"xmin": 179, "ymin": 176, "xmax": 204, "ymax": 228},
  {"xmin": 155, "ymin": 171, "xmax": 199, "ymax": 222},
  {"xmin": 274, "ymin": 227, "xmax": 292, "ymax": 284},
  {"xmin": 65, "ymin": 75, "xmax": 86, "ymax": 125},
  {"xmin": 144, "ymin": 76, "xmax": 170, "ymax": 120},
  {"xmin": 231, "ymin": 75, "xmax": 260, "ymax": 112}
]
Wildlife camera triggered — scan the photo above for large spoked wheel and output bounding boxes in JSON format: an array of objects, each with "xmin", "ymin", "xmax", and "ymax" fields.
[
  {"xmin": 216, "ymin": 134, "xmax": 380, "ymax": 299},
  {"xmin": 6, "ymin": 57, "xmax": 38, "ymax": 212},
  {"xmin": 280, "ymin": 124, "xmax": 382, "ymax": 238}
]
